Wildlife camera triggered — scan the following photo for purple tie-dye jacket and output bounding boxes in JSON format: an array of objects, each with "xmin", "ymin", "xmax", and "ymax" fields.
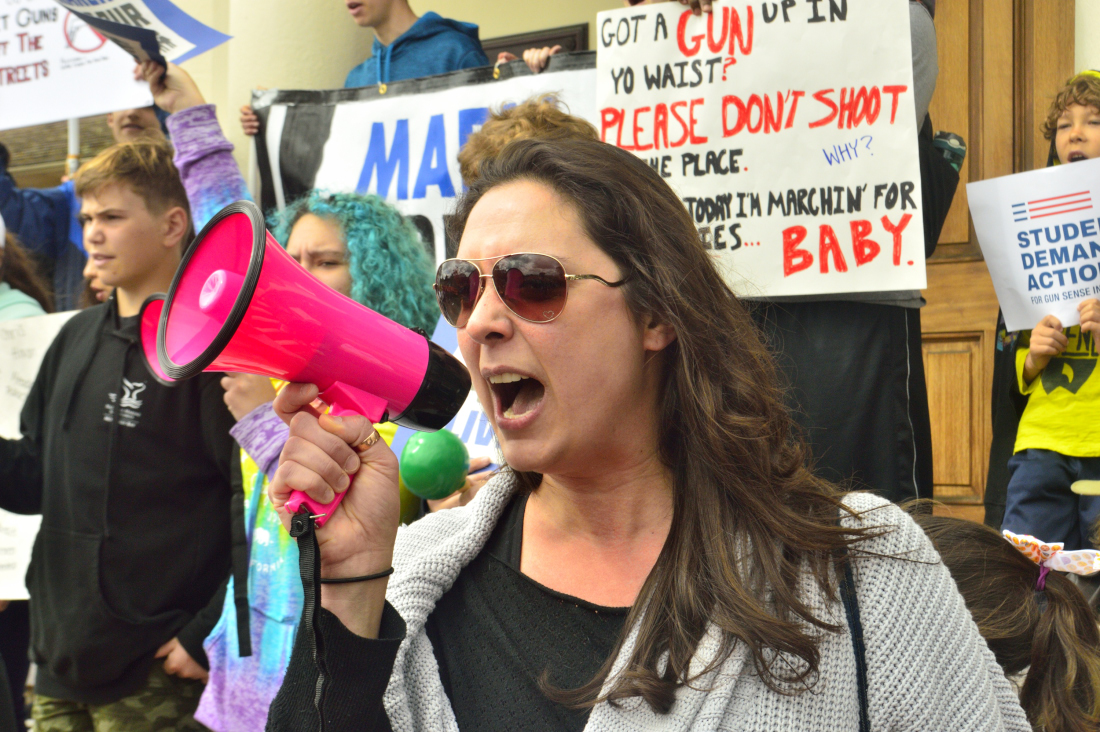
[{"xmin": 166, "ymin": 104, "xmax": 253, "ymax": 231}]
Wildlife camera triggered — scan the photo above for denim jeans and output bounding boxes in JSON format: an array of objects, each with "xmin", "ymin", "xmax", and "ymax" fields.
[{"xmin": 1002, "ymin": 448, "xmax": 1100, "ymax": 550}]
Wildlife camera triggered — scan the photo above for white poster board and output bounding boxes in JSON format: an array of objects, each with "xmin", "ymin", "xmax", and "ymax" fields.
[
  {"xmin": 0, "ymin": 311, "xmax": 75, "ymax": 599},
  {"xmin": 54, "ymin": 0, "xmax": 232, "ymax": 66},
  {"xmin": 0, "ymin": 0, "xmax": 151, "ymax": 131},
  {"xmin": 968, "ymin": 157, "xmax": 1100, "ymax": 332},
  {"xmin": 596, "ymin": 0, "xmax": 925, "ymax": 297}
]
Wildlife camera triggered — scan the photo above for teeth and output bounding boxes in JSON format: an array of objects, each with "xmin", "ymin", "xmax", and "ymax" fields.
[
  {"xmin": 488, "ymin": 372, "xmax": 527, "ymax": 384},
  {"xmin": 503, "ymin": 406, "xmax": 516, "ymax": 419}
]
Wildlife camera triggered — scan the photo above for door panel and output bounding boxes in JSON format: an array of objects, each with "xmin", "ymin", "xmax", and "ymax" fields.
[
  {"xmin": 922, "ymin": 261, "xmax": 1000, "ymax": 504},
  {"xmin": 921, "ymin": 0, "xmax": 1075, "ymax": 517}
]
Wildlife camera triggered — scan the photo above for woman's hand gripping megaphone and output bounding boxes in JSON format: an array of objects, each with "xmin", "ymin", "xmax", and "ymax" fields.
[{"xmin": 269, "ymin": 383, "xmax": 401, "ymax": 592}]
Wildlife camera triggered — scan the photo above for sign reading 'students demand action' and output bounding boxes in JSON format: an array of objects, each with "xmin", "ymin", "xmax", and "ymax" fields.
[
  {"xmin": 596, "ymin": 0, "xmax": 925, "ymax": 298},
  {"xmin": 969, "ymin": 157, "xmax": 1100, "ymax": 332}
]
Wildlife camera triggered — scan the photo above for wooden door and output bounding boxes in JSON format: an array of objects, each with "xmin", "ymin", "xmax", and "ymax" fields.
[{"xmin": 921, "ymin": 0, "xmax": 1075, "ymax": 522}]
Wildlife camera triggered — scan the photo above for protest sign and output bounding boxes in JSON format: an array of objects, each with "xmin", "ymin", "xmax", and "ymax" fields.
[
  {"xmin": 54, "ymin": 0, "xmax": 230, "ymax": 65},
  {"xmin": 968, "ymin": 157, "xmax": 1100, "ymax": 332},
  {"xmin": 252, "ymin": 53, "xmax": 597, "ymax": 268},
  {"xmin": 0, "ymin": 0, "xmax": 152, "ymax": 131},
  {"xmin": 0, "ymin": 312, "xmax": 76, "ymax": 599},
  {"xmin": 596, "ymin": 0, "xmax": 925, "ymax": 297}
]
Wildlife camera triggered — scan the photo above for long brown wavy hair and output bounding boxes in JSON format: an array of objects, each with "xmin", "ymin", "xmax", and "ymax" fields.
[
  {"xmin": 2, "ymin": 233, "xmax": 53, "ymax": 313},
  {"xmin": 448, "ymin": 138, "xmax": 885, "ymax": 712},
  {"xmin": 916, "ymin": 514, "xmax": 1100, "ymax": 732}
]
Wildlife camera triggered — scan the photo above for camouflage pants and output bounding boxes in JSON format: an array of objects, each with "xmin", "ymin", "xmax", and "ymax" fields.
[{"xmin": 31, "ymin": 663, "xmax": 207, "ymax": 732}]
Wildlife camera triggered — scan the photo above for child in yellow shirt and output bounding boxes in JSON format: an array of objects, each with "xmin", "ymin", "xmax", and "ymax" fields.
[{"xmin": 1002, "ymin": 71, "xmax": 1100, "ymax": 550}]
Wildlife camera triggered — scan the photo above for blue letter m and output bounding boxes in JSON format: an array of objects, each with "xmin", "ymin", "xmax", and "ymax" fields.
[{"xmin": 357, "ymin": 120, "xmax": 409, "ymax": 199}]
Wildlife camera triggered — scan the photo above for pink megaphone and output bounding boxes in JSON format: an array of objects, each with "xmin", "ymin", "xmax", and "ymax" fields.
[
  {"xmin": 157, "ymin": 201, "xmax": 470, "ymax": 526},
  {"xmin": 138, "ymin": 294, "xmax": 176, "ymax": 386}
]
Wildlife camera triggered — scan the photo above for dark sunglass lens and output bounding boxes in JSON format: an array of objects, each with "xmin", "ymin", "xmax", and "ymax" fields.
[
  {"xmin": 435, "ymin": 260, "xmax": 480, "ymax": 326},
  {"xmin": 493, "ymin": 254, "xmax": 567, "ymax": 322}
]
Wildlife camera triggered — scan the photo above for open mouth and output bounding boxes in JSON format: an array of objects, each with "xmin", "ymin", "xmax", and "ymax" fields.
[
  {"xmin": 1068, "ymin": 151, "xmax": 1088, "ymax": 163},
  {"xmin": 488, "ymin": 372, "xmax": 545, "ymax": 421}
]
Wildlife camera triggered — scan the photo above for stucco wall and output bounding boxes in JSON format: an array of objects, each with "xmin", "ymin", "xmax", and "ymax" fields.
[
  {"xmin": 174, "ymin": 0, "xmax": 624, "ymax": 177},
  {"xmin": 1077, "ymin": 0, "xmax": 1100, "ymax": 73}
]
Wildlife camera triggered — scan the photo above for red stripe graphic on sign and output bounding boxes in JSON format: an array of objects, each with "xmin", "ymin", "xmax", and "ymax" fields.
[
  {"xmin": 1027, "ymin": 190, "xmax": 1090, "ymax": 205},
  {"xmin": 1030, "ymin": 205, "xmax": 1095, "ymax": 220},
  {"xmin": 1028, "ymin": 197, "xmax": 1093, "ymax": 213}
]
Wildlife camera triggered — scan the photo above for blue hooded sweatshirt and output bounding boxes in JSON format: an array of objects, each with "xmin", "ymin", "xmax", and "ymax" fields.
[
  {"xmin": 344, "ymin": 11, "xmax": 489, "ymax": 88},
  {"xmin": 0, "ymin": 166, "xmax": 85, "ymax": 312}
]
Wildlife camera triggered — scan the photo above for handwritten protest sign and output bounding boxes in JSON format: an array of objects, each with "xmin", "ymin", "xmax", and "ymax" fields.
[
  {"xmin": 596, "ymin": 0, "xmax": 925, "ymax": 297},
  {"xmin": 54, "ymin": 0, "xmax": 230, "ymax": 65},
  {"xmin": 0, "ymin": 312, "xmax": 75, "ymax": 599},
  {"xmin": 0, "ymin": 0, "xmax": 152, "ymax": 130},
  {"xmin": 968, "ymin": 157, "xmax": 1100, "ymax": 332}
]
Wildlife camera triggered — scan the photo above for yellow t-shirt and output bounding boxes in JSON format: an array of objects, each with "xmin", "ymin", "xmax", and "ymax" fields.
[{"xmin": 1014, "ymin": 325, "xmax": 1100, "ymax": 456}]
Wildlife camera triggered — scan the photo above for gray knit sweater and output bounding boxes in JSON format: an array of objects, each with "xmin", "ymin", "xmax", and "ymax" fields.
[{"xmin": 382, "ymin": 474, "xmax": 1030, "ymax": 731}]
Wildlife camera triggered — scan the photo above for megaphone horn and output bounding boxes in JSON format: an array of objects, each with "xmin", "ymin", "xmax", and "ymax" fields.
[
  {"xmin": 157, "ymin": 201, "xmax": 471, "ymax": 525},
  {"xmin": 138, "ymin": 294, "xmax": 176, "ymax": 386}
]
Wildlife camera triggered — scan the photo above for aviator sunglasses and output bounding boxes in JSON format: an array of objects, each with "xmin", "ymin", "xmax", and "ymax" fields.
[{"xmin": 434, "ymin": 253, "xmax": 628, "ymax": 327}]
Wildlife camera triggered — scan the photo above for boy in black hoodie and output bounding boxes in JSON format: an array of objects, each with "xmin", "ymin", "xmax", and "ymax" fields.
[{"xmin": 0, "ymin": 141, "xmax": 235, "ymax": 730}]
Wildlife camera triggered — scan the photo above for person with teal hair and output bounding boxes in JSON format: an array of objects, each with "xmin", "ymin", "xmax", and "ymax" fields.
[
  {"xmin": 196, "ymin": 189, "xmax": 437, "ymax": 732},
  {"xmin": 267, "ymin": 190, "xmax": 439, "ymax": 335}
]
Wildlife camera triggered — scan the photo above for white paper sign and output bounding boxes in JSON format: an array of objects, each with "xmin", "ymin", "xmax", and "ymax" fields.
[
  {"xmin": 0, "ymin": 311, "xmax": 75, "ymax": 599},
  {"xmin": 54, "ymin": 0, "xmax": 232, "ymax": 66},
  {"xmin": 596, "ymin": 0, "xmax": 925, "ymax": 297},
  {"xmin": 968, "ymin": 157, "xmax": 1100, "ymax": 332},
  {"xmin": 0, "ymin": 0, "xmax": 152, "ymax": 131}
]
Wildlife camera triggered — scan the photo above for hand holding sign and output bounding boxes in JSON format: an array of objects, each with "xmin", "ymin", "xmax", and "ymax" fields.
[
  {"xmin": 673, "ymin": 0, "xmax": 715, "ymax": 15},
  {"xmin": 968, "ymin": 157, "xmax": 1100, "ymax": 331},
  {"xmin": 1079, "ymin": 298, "xmax": 1100, "ymax": 335},
  {"xmin": 1023, "ymin": 314, "xmax": 1069, "ymax": 385},
  {"xmin": 137, "ymin": 60, "xmax": 205, "ymax": 114}
]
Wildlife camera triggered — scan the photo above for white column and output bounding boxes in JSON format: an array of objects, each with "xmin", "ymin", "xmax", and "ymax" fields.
[{"xmin": 66, "ymin": 118, "xmax": 80, "ymax": 177}]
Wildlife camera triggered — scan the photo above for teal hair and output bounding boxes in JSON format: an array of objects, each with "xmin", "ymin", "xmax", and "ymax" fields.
[{"xmin": 268, "ymin": 190, "xmax": 438, "ymax": 334}]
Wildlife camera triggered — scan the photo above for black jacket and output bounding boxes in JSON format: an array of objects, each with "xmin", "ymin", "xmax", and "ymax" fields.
[{"xmin": 0, "ymin": 296, "xmax": 236, "ymax": 704}]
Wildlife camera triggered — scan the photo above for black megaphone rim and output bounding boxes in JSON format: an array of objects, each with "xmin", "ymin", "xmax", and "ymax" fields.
[
  {"xmin": 158, "ymin": 200, "xmax": 267, "ymax": 381},
  {"xmin": 138, "ymin": 293, "xmax": 177, "ymax": 387}
]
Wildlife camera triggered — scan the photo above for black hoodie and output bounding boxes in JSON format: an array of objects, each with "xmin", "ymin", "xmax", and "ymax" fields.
[{"xmin": 0, "ymin": 295, "xmax": 235, "ymax": 704}]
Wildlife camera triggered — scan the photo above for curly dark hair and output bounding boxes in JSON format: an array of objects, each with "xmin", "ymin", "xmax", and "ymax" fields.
[
  {"xmin": 457, "ymin": 95, "xmax": 599, "ymax": 186},
  {"xmin": 1042, "ymin": 71, "xmax": 1100, "ymax": 141}
]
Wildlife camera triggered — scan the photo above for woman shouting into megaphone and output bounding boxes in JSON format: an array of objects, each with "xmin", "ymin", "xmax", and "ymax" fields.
[{"xmin": 265, "ymin": 139, "xmax": 1028, "ymax": 732}]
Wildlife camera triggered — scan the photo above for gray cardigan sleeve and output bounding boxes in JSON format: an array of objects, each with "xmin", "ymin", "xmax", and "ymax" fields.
[{"xmin": 844, "ymin": 494, "xmax": 1031, "ymax": 732}]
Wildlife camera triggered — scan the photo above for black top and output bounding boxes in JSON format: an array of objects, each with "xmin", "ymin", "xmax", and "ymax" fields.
[
  {"xmin": 268, "ymin": 492, "xmax": 629, "ymax": 731},
  {"xmin": 0, "ymin": 298, "xmax": 236, "ymax": 704}
]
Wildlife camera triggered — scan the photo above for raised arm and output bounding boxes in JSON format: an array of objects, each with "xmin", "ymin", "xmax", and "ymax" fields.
[{"xmin": 138, "ymin": 61, "xmax": 253, "ymax": 231}]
